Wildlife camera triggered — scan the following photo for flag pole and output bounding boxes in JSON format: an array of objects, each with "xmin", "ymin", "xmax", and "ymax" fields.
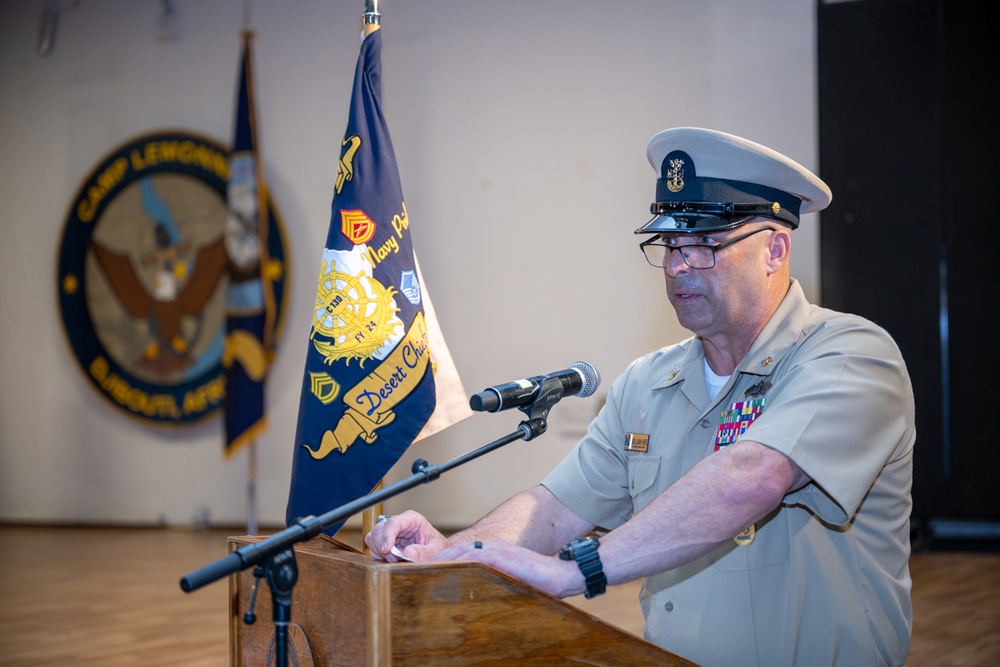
[
  {"xmin": 244, "ymin": 22, "xmax": 260, "ymax": 537},
  {"xmin": 359, "ymin": 0, "xmax": 382, "ymax": 549},
  {"xmin": 247, "ymin": 439, "xmax": 259, "ymax": 535},
  {"xmin": 236, "ymin": 8, "xmax": 264, "ymax": 537}
]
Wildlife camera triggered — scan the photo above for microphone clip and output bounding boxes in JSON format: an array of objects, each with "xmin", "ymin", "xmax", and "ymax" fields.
[{"xmin": 515, "ymin": 376, "xmax": 565, "ymax": 439}]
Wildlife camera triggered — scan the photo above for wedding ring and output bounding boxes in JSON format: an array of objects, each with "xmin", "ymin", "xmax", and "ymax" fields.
[{"xmin": 376, "ymin": 514, "xmax": 389, "ymax": 523}]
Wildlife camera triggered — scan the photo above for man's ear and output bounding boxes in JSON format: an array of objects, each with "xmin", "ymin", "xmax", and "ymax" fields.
[{"xmin": 766, "ymin": 227, "xmax": 791, "ymax": 273}]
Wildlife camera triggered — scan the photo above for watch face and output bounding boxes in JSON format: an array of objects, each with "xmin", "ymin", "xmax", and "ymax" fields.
[{"xmin": 561, "ymin": 537, "xmax": 597, "ymax": 560}]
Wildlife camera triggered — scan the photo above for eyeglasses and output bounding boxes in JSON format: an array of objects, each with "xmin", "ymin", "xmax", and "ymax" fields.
[{"xmin": 639, "ymin": 227, "xmax": 775, "ymax": 269}]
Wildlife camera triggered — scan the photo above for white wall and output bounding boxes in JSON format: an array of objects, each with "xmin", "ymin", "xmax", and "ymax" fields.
[{"xmin": 0, "ymin": 0, "xmax": 823, "ymax": 529}]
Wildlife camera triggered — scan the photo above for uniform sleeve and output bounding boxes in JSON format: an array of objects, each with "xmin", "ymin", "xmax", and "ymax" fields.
[
  {"xmin": 744, "ymin": 317, "xmax": 915, "ymax": 525},
  {"xmin": 541, "ymin": 363, "xmax": 637, "ymax": 530}
]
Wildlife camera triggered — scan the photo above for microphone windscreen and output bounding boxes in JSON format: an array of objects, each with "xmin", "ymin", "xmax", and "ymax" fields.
[{"xmin": 570, "ymin": 361, "xmax": 601, "ymax": 398}]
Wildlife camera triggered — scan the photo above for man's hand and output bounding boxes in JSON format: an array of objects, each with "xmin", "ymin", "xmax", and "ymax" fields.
[
  {"xmin": 431, "ymin": 539, "xmax": 585, "ymax": 599},
  {"xmin": 364, "ymin": 510, "xmax": 451, "ymax": 562}
]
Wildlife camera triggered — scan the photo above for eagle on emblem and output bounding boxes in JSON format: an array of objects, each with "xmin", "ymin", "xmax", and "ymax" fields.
[{"xmin": 91, "ymin": 235, "xmax": 228, "ymax": 376}]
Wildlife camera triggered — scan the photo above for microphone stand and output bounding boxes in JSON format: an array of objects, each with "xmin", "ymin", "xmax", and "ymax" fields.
[{"xmin": 179, "ymin": 377, "xmax": 569, "ymax": 667}]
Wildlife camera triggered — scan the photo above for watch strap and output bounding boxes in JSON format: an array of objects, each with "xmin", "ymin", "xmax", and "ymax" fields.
[{"xmin": 561, "ymin": 537, "xmax": 607, "ymax": 599}]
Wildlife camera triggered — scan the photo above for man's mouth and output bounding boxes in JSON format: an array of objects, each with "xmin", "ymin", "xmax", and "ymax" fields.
[{"xmin": 672, "ymin": 286, "xmax": 701, "ymax": 300}]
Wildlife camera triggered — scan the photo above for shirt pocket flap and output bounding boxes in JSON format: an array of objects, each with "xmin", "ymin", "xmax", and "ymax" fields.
[{"xmin": 628, "ymin": 455, "xmax": 661, "ymax": 510}]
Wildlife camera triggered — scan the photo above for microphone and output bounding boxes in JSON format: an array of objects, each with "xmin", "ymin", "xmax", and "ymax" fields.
[{"xmin": 469, "ymin": 361, "xmax": 601, "ymax": 413}]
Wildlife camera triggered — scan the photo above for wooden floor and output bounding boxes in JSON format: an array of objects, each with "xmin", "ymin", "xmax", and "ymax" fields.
[{"xmin": 0, "ymin": 525, "xmax": 997, "ymax": 666}]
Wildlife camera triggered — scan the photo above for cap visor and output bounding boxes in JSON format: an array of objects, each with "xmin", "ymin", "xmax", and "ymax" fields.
[{"xmin": 635, "ymin": 214, "xmax": 751, "ymax": 235}]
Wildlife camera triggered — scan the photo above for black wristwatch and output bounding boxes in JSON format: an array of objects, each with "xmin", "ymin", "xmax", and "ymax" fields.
[{"xmin": 559, "ymin": 536, "xmax": 607, "ymax": 599}]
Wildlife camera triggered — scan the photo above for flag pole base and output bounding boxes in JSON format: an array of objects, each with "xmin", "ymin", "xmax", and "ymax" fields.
[{"xmin": 361, "ymin": 480, "xmax": 384, "ymax": 554}]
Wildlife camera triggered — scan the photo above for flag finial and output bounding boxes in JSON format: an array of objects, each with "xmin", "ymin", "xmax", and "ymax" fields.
[{"xmin": 363, "ymin": 0, "xmax": 380, "ymax": 26}]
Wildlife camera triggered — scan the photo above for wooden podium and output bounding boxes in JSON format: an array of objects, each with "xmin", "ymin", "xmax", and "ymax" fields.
[{"xmin": 228, "ymin": 535, "xmax": 698, "ymax": 666}]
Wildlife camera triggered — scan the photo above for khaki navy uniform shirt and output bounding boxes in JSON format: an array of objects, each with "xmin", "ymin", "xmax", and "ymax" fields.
[{"xmin": 543, "ymin": 280, "xmax": 915, "ymax": 667}]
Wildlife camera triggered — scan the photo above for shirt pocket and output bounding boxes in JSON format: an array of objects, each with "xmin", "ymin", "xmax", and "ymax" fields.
[{"xmin": 627, "ymin": 455, "xmax": 661, "ymax": 517}]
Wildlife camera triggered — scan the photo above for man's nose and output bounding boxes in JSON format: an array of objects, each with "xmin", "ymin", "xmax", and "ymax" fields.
[{"xmin": 664, "ymin": 247, "xmax": 690, "ymax": 277}]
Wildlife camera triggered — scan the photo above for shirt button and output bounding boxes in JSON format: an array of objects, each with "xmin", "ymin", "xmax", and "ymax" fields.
[
  {"xmin": 699, "ymin": 419, "xmax": 710, "ymax": 428},
  {"xmin": 664, "ymin": 601, "xmax": 674, "ymax": 613}
]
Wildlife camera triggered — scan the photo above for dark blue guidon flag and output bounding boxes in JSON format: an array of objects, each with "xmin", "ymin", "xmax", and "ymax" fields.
[
  {"xmin": 224, "ymin": 30, "xmax": 275, "ymax": 458},
  {"xmin": 286, "ymin": 28, "xmax": 444, "ymax": 534}
]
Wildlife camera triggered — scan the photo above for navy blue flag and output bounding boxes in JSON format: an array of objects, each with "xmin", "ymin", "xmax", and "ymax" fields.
[
  {"xmin": 223, "ymin": 30, "xmax": 275, "ymax": 457},
  {"xmin": 286, "ymin": 28, "xmax": 468, "ymax": 533}
]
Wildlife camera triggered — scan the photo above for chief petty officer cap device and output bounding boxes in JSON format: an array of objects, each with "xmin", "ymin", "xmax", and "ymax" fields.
[{"xmin": 635, "ymin": 127, "xmax": 833, "ymax": 235}]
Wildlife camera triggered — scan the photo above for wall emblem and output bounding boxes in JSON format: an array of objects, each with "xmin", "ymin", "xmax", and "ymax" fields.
[{"xmin": 56, "ymin": 130, "xmax": 288, "ymax": 427}]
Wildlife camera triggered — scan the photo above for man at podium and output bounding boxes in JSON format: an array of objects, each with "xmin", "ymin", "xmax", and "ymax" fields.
[{"xmin": 367, "ymin": 127, "xmax": 915, "ymax": 667}]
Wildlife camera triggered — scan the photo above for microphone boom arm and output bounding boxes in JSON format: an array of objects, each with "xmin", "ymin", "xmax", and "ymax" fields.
[
  {"xmin": 178, "ymin": 385, "xmax": 588, "ymax": 666},
  {"xmin": 179, "ymin": 394, "xmax": 571, "ymax": 593}
]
